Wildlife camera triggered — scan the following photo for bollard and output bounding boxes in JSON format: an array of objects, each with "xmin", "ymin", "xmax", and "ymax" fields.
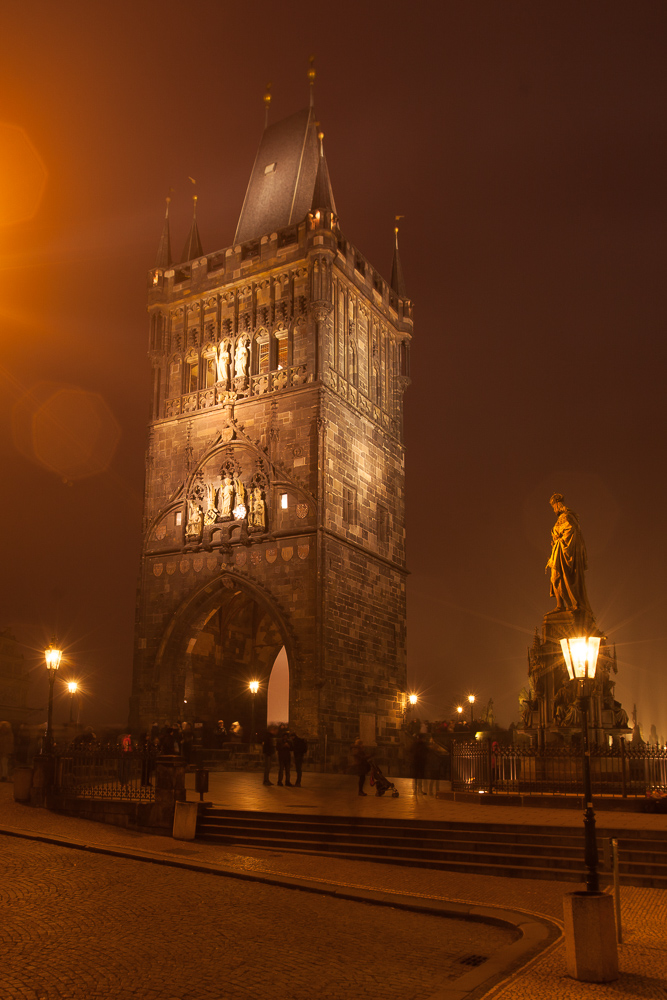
[
  {"xmin": 612, "ymin": 838, "xmax": 622, "ymax": 943},
  {"xmin": 195, "ymin": 766, "xmax": 209, "ymax": 802}
]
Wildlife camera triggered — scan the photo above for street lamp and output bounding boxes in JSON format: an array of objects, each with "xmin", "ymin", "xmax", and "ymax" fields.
[
  {"xmin": 249, "ymin": 680, "xmax": 259, "ymax": 744},
  {"xmin": 44, "ymin": 638, "xmax": 62, "ymax": 753},
  {"xmin": 67, "ymin": 681, "xmax": 78, "ymax": 724},
  {"xmin": 408, "ymin": 694, "xmax": 418, "ymax": 708},
  {"xmin": 561, "ymin": 634, "xmax": 601, "ymax": 892},
  {"xmin": 468, "ymin": 694, "xmax": 475, "ymax": 727}
]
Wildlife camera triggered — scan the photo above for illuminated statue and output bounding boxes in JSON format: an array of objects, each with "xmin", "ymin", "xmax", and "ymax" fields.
[
  {"xmin": 217, "ymin": 342, "xmax": 230, "ymax": 385},
  {"xmin": 218, "ymin": 477, "xmax": 234, "ymax": 518},
  {"xmin": 545, "ymin": 493, "xmax": 591, "ymax": 613},
  {"xmin": 249, "ymin": 488, "xmax": 266, "ymax": 531},
  {"xmin": 234, "ymin": 338, "xmax": 248, "ymax": 378},
  {"xmin": 186, "ymin": 501, "xmax": 203, "ymax": 539}
]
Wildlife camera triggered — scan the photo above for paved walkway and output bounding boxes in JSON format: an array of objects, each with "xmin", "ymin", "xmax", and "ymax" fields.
[{"xmin": 1, "ymin": 776, "xmax": 666, "ymax": 999}]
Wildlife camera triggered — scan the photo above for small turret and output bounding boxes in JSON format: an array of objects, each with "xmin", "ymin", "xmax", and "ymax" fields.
[{"xmin": 181, "ymin": 192, "xmax": 203, "ymax": 263}]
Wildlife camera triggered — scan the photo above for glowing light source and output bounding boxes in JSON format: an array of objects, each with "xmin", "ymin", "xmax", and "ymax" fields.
[
  {"xmin": 67, "ymin": 681, "xmax": 78, "ymax": 695},
  {"xmin": 560, "ymin": 635, "xmax": 601, "ymax": 682},
  {"xmin": 45, "ymin": 640, "xmax": 62, "ymax": 672},
  {"xmin": 249, "ymin": 680, "xmax": 259, "ymax": 694},
  {"xmin": 408, "ymin": 693, "xmax": 418, "ymax": 706}
]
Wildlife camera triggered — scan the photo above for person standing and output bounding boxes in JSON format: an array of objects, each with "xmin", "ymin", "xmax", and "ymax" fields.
[
  {"xmin": 352, "ymin": 738, "xmax": 371, "ymax": 796},
  {"xmin": 0, "ymin": 722, "xmax": 14, "ymax": 781},
  {"xmin": 411, "ymin": 733, "xmax": 428, "ymax": 795},
  {"xmin": 276, "ymin": 724, "xmax": 292, "ymax": 786},
  {"xmin": 291, "ymin": 732, "xmax": 307, "ymax": 787},
  {"xmin": 262, "ymin": 725, "xmax": 278, "ymax": 785}
]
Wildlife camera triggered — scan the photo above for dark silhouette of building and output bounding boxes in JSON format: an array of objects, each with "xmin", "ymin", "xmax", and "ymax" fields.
[{"xmin": 130, "ymin": 84, "xmax": 412, "ymax": 752}]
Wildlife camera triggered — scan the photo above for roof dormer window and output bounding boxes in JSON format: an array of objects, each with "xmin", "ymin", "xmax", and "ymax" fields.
[{"xmin": 264, "ymin": 162, "xmax": 277, "ymax": 175}]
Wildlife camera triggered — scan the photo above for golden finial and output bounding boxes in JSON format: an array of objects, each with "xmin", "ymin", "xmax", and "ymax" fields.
[
  {"xmin": 264, "ymin": 82, "xmax": 272, "ymax": 126},
  {"xmin": 394, "ymin": 214, "xmax": 404, "ymax": 245},
  {"xmin": 318, "ymin": 130, "xmax": 324, "ymax": 156},
  {"xmin": 308, "ymin": 55, "xmax": 316, "ymax": 107}
]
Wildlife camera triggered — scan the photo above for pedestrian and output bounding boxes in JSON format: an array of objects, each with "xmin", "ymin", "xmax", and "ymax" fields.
[
  {"xmin": 0, "ymin": 722, "xmax": 14, "ymax": 781},
  {"xmin": 411, "ymin": 733, "xmax": 428, "ymax": 795},
  {"xmin": 214, "ymin": 719, "xmax": 227, "ymax": 748},
  {"xmin": 276, "ymin": 724, "xmax": 292, "ymax": 785},
  {"xmin": 352, "ymin": 738, "xmax": 371, "ymax": 796},
  {"xmin": 290, "ymin": 732, "xmax": 308, "ymax": 787},
  {"xmin": 229, "ymin": 721, "xmax": 243, "ymax": 743},
  {"xmin": 262, "ymin": 725, "xmax": 278, "ymax": 785},
  {"xmin": 180, "ymin": 722, "xmax": 194, "ymax": 764}
]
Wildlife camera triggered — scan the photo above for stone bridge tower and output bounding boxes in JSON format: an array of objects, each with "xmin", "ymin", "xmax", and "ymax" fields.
[{"xmin": 129, "ymin": 93, "xmax": 413, "ymax": 754}]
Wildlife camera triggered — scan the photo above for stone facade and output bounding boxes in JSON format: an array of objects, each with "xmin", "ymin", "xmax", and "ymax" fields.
[{"xmin": 129, "ymin": 107, "xmax": 412, "ymax": 750}]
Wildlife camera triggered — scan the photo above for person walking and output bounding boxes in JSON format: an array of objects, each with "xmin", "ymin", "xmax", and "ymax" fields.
[
  {"xmin": 290, "ymin": 732, "xmax": 308, "ymax": 787},
  {"xmin": 276, "ymin": 724, "xmax": 292, "ymax": 786},
  {"xmin": 0, "ymin": 722, "xmax": 14, "ymax": 781},
  {"xmin": 411, "ymin": 733, "xmax": 428, "ymax": 795},
  {"xmin": 262, "ymin": 725, "xmax": 278, "ymax": 785},
  {"xmin": 352, "ymin": 738, "xmax": 371, "ymax": 796}
]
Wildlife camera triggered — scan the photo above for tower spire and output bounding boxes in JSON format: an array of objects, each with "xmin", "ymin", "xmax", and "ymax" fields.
[
  {"xmin": 180, "ymin": 180, "xmax": 203, "ymax": 263},
  {"xmin": 310, "ymin": 129, "xmax": 337, "ymax": 215},
  {"xmin": 308, "ymin": 55, "xmax": 316, "ymax": 108},
  {"xmin": 390, "ymin": 215, "xmax": 407, "ymax": 298},
  {"xmin": 155, "ymin": 193, "xmax": 172, "ymax": 269}
]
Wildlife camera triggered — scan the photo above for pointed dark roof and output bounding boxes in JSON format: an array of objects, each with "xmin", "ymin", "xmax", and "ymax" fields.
[
  {"xmin": 390, "ymin": 229, "xmax": 407, "ymax": 298},
  {"xmin": 310, "ymin": 133, "xmax": 336, "ymax": 214},
  {"xmin": 181, "ymin": 197, "xmax": 203, "ymax": 262},
  {"xmin": 235, "ymin": 106, "xmax": 334, "ymax": 243},
  {"xmin": 155, "ymin": 200, "xmax": 172, "ymax": 269}
]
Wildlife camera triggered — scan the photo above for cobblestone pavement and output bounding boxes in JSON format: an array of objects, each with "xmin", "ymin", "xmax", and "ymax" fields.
[
  {"xmin": 1, "ymin": 779, "xmax": 666, "ymax": 999},
  {"xmin": 0, "ymin": 835, "xmax": 515, "ymax": 1000}
]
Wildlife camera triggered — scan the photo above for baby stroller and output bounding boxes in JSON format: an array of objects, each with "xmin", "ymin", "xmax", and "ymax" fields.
[{"xmin": 369, "ymin": 761, "xmax": 399, "ymax": 797}]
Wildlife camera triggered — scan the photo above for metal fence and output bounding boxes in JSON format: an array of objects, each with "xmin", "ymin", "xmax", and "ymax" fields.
[
  {"xmin": 53, "ymin": 747, "xmax": 156, "ymax": 802},
  {"xmin": 452, "ymin": 740, "xmax": 667, "ymax": 797}
]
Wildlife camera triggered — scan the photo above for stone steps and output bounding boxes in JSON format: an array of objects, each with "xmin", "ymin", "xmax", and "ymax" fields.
[{"xmin": 196, "ymin": 808, "xmax": 667, "ymax": 887}]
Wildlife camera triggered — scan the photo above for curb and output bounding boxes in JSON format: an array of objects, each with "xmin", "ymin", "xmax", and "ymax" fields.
[{"xmin": 0, "ymin": 821, "xmax": 559, "ymax": 998}]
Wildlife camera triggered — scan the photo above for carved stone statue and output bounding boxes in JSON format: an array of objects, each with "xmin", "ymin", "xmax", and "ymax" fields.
[
  {"xmin": 218, "ymin": 477, "xmax": 234, "ymax": 518},
  {"xmin": 217, "ymin": 342, "xmax": 230, "ymax": 385},
  {"xmin": 249, "ymin": 488, "xmax": 266, "ymax": 531},
  {"xmin": 186, "ymin": 501, "xmax": 203, "ymax": 539},
  {"xmin": 234, "ymin": 338, "xmax": 248, "ymax": 378},
  {"xmin": 545, "ymin": 493, "xmax": 591, "ymax": 613}
]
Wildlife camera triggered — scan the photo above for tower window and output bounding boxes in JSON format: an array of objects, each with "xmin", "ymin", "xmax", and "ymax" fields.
[
  {"xmin": 168, "ymin": 359, "xmax": 181, "ymax": 398},
  {"xmin": 186, "ymin": 358, "xmax": 199, "ymax": 393},
  {"xmin": 175, "ymin": 512, "xmax": 182, "ymax": 526},
  {"xmin": 258, "ymin": 340, "xmax": 270, "ymax": 374},
  {"xmin": 281, "ymin": 493, "xmax": 288, "ymax": 510},
  {"xmin": 277, "ymin": 336, "xmax": 288, "ymax": 370},
  {"xmin": 204, "ymin": 355, "xmax": 216, "ymax": 388},
  {"xmin": 343, "ymin": 486, "xmax": 356, "ymax": 526}
]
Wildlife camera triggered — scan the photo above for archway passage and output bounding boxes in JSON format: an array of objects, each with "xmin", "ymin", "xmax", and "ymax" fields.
[
  {"xmin": 267, "ymin": 646, "xmax": 289, "ymax": 725},
  {"xmin": 161, "ymin": 577, "xmax": 290, "ymax": 743}
]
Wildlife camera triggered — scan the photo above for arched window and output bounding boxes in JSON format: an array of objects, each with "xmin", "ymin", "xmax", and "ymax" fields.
[
  {"xmin": 349, "ymin": 342, "xmax": 358, "ymax": 387},
  {"xmin": 202, "ymin": 346, "xmax": 217, "ymax": 388},
  {"xmin": 275, "ymin": 328, "xmax": 289, "ymax": 370},
  {"xmin": 185, "ymin": 351, "xmax": 199, "ymax": 393},
  {"xmin": 254, "ymin": 330, "xmax": 270, "ymax": 375}
]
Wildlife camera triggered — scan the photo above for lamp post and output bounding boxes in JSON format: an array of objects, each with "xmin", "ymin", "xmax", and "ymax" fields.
[
  {"xmin": 67, "ymin": 681, "xmax": 78, "ymax": 724},
  {"xmin": 560, "ymin": 634, "xmax": 601, "ymax": 893},
  {"xmin": 468, "ymin": 694, "xmax": 475, "ymax": 727},
  {"xmin": 249, "ymin": 680, "xmax": 259, "ymax": 745},
  {"xmin": 44, "ymin": 638, "xmax": 62, "ymax": 754}
]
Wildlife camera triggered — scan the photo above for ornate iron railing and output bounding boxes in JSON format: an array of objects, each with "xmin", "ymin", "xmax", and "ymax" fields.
[
  {"xmin": 53, "ymin": 746, "xmax": 156, "ymax": 802},
  {"xmin": 452, "ymin": 740, "xmax": 667, "ymax": 797}
]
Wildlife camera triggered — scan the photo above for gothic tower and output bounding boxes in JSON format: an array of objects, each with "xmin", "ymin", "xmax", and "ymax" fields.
[{"xmin": 129, "ymin": 91, "xmax": 413, "ymax": 755}]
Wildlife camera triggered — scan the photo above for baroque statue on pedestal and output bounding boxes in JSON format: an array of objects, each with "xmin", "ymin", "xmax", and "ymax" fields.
[{"xmin": 545, "ymin": 493, "xmax": 591, "ymax": 613}]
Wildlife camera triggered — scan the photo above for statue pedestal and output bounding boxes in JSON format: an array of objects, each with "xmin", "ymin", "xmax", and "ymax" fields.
[{"xmin": 523, "ymin": 610, "xmax": 627, "ymax": 748}]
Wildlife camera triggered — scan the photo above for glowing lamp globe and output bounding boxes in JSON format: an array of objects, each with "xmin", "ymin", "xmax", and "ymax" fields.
[
  {"xmin": 408, "ymin": 694, "xmax": 418, "ymax": 706},
  {"xmin": 560, "ymin": 636, "xmax": 601, "ymax": 682},
  {"xmin": 249, "ymin": 680, "xmax": 259, "ymax": 694},
  {"xmin": 45, "ymin": 640, "xmax": 62, "ymax": 671}
]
